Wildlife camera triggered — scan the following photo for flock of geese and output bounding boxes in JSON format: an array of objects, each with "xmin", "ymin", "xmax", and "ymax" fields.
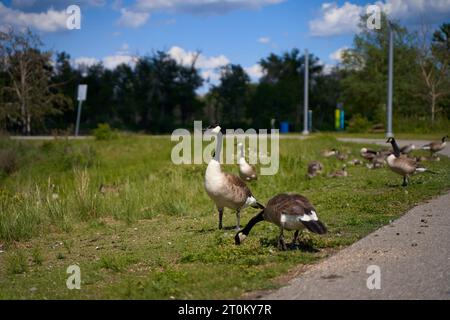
[{"xmin": 203, "ymin": 123, "xmax": 447, "ymax": 251}]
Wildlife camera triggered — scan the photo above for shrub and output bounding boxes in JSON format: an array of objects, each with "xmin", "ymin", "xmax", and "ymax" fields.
[
  {"xmin": 0, "ymin": 149, "xmax": 19, "ymax": 176},
  {"xmin": 347, "ymin": 114, "xmax": 371, "ymax": 133},
  {"xmin": 6, "ymin": 251, "xmax": 28, "ymax": 274},
  {"xmin": 92, "ymin": 123, "xmax": 117, "ymax": 141}
]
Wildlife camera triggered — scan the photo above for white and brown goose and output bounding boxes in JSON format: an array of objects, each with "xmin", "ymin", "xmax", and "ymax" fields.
[
  {"xmin": 235, "ymin": 194, "xmax": 327, "ymax": 251},
  {"xmin": 386, "ymin": 137, "xmax": 435, "ymax": 187},
  {"xmin": 237, "ymin": 143, "xmax": 257, "ymax": 181},
  {"xmin": 421, "ymin": 135, "xmax": 448, "ymax": 157},
  {"xmin": 204, "ymin": 124, "xmax": 264, "ymax": 230}
]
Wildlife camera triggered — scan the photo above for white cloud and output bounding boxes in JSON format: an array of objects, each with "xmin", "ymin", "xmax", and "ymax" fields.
[
  {"xmin": 310, "ymin": 0, "xmax": 450, "ymax": 37},
  {"xmin": 245, "ymin": 64, "xmax": 264, "ymax": 81},
  {"xmin": 11, "ymin": 0, "xmax": 105, "ymax": 11},
  {"xmin": 103, "ymin": 54, "xmax": 137, "ymax": 69},
  {"xmin": 310, "ymin": 2, "xmax": 363, "ymax": 37},
  {"xmin": 74, "ymin": 57, "xmax": 100, "ymax": 68},
  {"xmin": 115, "ymin": 0, "xmax": 284, "ymax": 27},
  {"xmin": 117, "ymin": 8, "xmax": 150, "ymax": 28},
  {"xmin": 74, "ymin": 53, "xmax": 137, "ymax": 70},
  {"xmin": 168, "ymin": 46, "xmax": 230, "ymax": 69},
  {"xmin": 329, "ymin": 47, "xmax": 349, "ymax": 62},
  {"xmin": 258, "ymin": 37, "xmax": 271, "ymax": 44},
  {"xmin": 0, "ymin": 2, "xmax": 67, "ymax": 32}
]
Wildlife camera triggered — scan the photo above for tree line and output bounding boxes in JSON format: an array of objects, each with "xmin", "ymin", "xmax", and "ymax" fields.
[{"xmin": 0, "ymin": 15, "xmax": 449, "ymax": 135}]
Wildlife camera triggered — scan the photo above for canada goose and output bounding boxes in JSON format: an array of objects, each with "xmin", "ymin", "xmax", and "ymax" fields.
[
  {"xmin": 421, "ymin": 135, "xmax": 448, "ymax": 157},
  {"xmin": 205, "ymin": 124, "xmax": 264, "ymax": 230},
  {"xmin": 307, "ymin": 161, "xmax": 324, "ymax": 178},
  {"xmin": 237, "ymin": 143, "xmax": 257, "ymax": 181},
  {"xmin": 386, "ymin": 137, "xmax": 435, "ymax": 187},
  {"xmin": 335, "ymin": 150, "xmax": 348, "ymax": 161},
  {"xmin": 328, "ymin": 165, "xmax": 348, "ymax": 178},
  {"xmin": 348, "ymin": 159, "xmax": 363, "ymax": 166},
  {"xmin": 99, "ymin": 183, "xmax": 120, "ymax": 195},
  {"xmin": 321, "ymin": 149, "xmax": 337, "ymax": 158},
  {"xmin": 235, "ymin": 194, "xmax": 327, "ymax": 251},
  {"xmin": 400, "ymin": 144, "xmax": 416, "ymax": 154},
  {"xmin": 360, "ymin": 148, "xmax": 378, "ymax": 161},
  {"xmin": 372, "ymin": 153, "xmax": 387, "ymax": 168}
]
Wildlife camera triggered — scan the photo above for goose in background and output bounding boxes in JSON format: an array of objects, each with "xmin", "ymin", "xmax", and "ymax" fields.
[
  {"xmin": 366, "ymin": 153, "xmax": 387, "ymax": 169},
  {"xmin": 235, "ymin": 194, "xmax": 327, "ymax": 250},
  {"xmin": 307, "ymin": 161, "xmax": 324, "ymax": 178},
  {"xmin": 335, "ymin": 150, "xmax": 349, "ymax": 161},
  {"xmin": 400, "ymin": 144, "xmax": 416, "ymax": 154},
  {"xmin": 237, "ymin": 143, "xmax": 257, "ymax": 182},
  {"xmin": 421, "ymin": 135, "xmax": 448, "ymax": 157},
  {"xmin": 386, "ymin": 137, "xmax": 435, "ymax": 187},
  {"xmin": 328, "ymin": 165, "xmax": 348, "ymax": 178},
  {"xmin": 360, "ymin": 148, "xmax": 378, "ymax": 161},
  {"xmin": 321, "ymin": 149, "xmax": 337, "ymax": 158},
  {"xmin": 204, "ymin": 124, "xmax": 264, "ymax": 230},
  {"xmin": 348, "ymin": 159, "xmax": 363, "ymax": 166}
]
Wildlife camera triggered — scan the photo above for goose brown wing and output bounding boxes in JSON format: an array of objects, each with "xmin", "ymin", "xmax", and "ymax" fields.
[
  {"xmin": 224, "ymin": 173, "xmax": 253, "ymax": 198},
  {"xmin": 266, "ymin": 194, "xmax": 313, "ymax": 217}
]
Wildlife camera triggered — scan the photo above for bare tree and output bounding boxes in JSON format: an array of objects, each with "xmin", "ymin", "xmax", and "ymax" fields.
[
  {"xmin": 0, "ymin": 28, "xmax": 67, "ymax": 134},
  {"xmin": 415, "ymin": 23, "xmax": 450, "ymax": 124}
]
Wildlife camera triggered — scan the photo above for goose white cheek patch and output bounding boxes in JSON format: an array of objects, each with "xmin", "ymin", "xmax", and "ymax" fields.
[{"xmin": 300, "ymin": 211, "xmax": 319, "ymax": 222}]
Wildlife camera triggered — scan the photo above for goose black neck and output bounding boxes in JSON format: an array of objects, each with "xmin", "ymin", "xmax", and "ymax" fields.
[
  {"xmin": 240, "ymin": 211, "xmax": 264, "ymax": 236},
  {"xmin": 390, "ymin": 139, "xmax": 401, "ymax": 157}
]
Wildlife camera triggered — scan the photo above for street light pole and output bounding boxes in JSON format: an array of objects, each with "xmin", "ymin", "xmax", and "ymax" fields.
[
  {"xmin": 386, "ymin": 22, "xmax": 394, "ymax": 138},
  {"xmin": 303, "ymin": 49, "xmax": 309, "ymax": 135},
  {"xmin": 75, "ymin": 100, "xmax": 83, "ymax": 137}
]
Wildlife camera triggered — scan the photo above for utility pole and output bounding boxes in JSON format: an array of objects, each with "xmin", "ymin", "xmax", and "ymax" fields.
[
  {"xmin": 303, "ymin": 49, "xmax": 309, "ymax": 135},
  {"xmin": 386, "ymin": 22, "xmax": 394, "ymax": 138}
]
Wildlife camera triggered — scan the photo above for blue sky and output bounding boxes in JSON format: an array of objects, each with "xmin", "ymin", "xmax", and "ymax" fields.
[{"xmin": 1, "ymin": 0, "xmax": 450, "ymax": 88}]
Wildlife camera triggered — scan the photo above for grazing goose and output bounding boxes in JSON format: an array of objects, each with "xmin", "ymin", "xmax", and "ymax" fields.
[
  {"xmin": 307, "ymin": 161, "xmax": 324, "ymax": 178},
  {"xmin": 386, "ymin": 137, "xmax": 435, "ymax": 187},
  {"xmin": 421, "ymin": 135, "xmax": 448, "ymax": 157},
  {"xmin": 235, "ymin": 194, "xmax": 327, "ymax": 250},
  {"xmin": 328, "ymin": 165, "xmax": 348, "ymax": 178},
  {"xmin": 205, "ymin": 124, "xmax": 264, "ymax": 230},
  {"xmin": 237, "ymin": 143, "xmax": 257, "ymax": 181}
]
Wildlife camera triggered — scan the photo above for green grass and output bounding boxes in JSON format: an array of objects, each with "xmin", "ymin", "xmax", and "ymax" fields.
[{"xmin": 0, "ymin": 134, "xmax": 449, "ymax": 299}]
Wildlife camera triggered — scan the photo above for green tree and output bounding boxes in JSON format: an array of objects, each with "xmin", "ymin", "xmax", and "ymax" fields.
[
  {"xmin": 0, "ymin": 28, "xmax": 68, "ymax": 134},
  {"xmin": 211, "ymin": 64, "xmax": 250, "ymax": 127},
  {"xmin": 250, "ymin": 49, "xmax": 322, "ymax": 130},
  {"xmin": 415, "ymin": 23, "xmax": 450, "ymax": 122},
  {"xmin": 340, "ymin": 14, "xmax": 420, "ymax": 122}
]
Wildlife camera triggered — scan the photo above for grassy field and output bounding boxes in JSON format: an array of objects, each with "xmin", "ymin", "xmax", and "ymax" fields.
[{"xmin": 0, "ymin": 134, "xmax": 449, "ymax": 299}]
